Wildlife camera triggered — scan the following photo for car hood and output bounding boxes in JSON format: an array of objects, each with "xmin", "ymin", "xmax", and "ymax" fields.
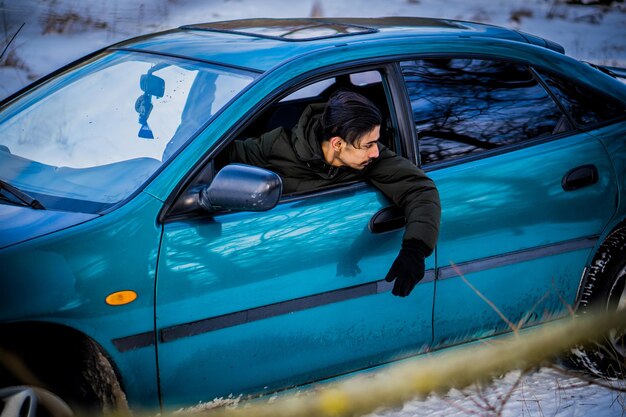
[{"xmin": 0, "ymin": 203, "xmax": 97, "ymax": 249}]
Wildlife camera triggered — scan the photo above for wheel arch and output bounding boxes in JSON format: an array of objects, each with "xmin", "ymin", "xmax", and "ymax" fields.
[
  {"xmin": 0, "ymin": 321, "xmax": 129, "ymax": 413},
  {"xmin": 575, "ymin": 217, "xmax": 626, "ymax": 310}
]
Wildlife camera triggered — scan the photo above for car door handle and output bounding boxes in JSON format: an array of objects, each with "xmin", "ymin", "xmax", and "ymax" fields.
[
  {"xmin": 562, "ymin": 164, "xmax": 598, "ymax": 191},
  {"xmin": 369, "ymin": 205, "xmax": 406, "ymax": 234}
]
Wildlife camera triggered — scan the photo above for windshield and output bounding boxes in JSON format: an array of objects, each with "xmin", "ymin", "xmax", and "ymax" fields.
[{"xmin": 0, "ymin": 50, "xmax": 255, "ymax": 213}]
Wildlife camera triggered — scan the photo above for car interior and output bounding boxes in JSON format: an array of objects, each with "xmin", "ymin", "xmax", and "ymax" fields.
[{"xmin": 237, "ymin": 70, "xmax": 393, "ymax": 149}]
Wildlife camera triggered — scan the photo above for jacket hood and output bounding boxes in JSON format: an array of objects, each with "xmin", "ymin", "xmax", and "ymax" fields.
[
  {"xmin": 291, "ymin": 103, "xmax": 326, "ymax": 163},
  {"xmin": 0, "ymin": 203, "xmax": 97, "ymax": 249}
]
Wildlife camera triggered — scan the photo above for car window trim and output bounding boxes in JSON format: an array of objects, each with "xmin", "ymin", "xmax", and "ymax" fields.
[
  {"xmin": 530, "ymin": 66, "xmax": 626, "ymax": 131},
  {"xmin": 112, "ymin": 47, "xmax": 263, "ymax": 76},
  {"xmin": 280, "ymin": 180, "xmax": 367, "ymax": 202},
  {"xmin": 529, "ymin": 66, "xmax": 578, "ymax": 130},
  {"xmin": 386, "ymin": 62, "xmax": 419, "ymax": 166}
]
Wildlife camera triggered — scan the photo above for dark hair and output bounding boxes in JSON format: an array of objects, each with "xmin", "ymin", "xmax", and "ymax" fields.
[{"xmin": 321, "ymin": 91, "xmax": 381, "ymax": 146}]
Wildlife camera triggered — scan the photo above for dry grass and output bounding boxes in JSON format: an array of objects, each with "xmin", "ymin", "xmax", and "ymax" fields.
[
  {"xmin": 0, "ymin": 49, "xmax": 28, "ymax": 70},
  {"xmin": 40, "ymin": 11, "xmax": 108, "ymax": 34},
  {"xmin": 509, "ymin": 8, "xmax": 534, "ymax": 25}
]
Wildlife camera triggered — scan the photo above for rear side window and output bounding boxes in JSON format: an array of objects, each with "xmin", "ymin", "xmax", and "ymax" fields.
[
  {"xmin": 535, "ymin": 69, "xmax": 625, "ymax": 126},
  {"xmin": 400, "ymin": 58, "xmax": 568, "ymax": 166}
]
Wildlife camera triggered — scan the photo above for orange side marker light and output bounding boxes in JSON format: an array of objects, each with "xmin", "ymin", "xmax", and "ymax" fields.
[{"xmin": 105, "ymin": 290, "xmax": 137, "ymax": 306}]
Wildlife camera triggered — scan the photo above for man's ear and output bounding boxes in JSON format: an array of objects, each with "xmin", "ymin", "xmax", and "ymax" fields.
[{"xmin": 329, "ymin": 136, "xmax": 343, "ymax": 151}]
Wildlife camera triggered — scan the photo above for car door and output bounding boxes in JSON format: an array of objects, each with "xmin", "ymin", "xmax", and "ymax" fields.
[
  {"xmin": 399, "ymin": 57, "xmax": 618, "ymax": 348},
  {"xmin": 154, "ymin": 70, "xmax": 435, "ymax": 407}
]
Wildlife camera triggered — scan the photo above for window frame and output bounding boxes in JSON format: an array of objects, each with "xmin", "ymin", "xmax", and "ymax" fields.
[{"xmin": 160, "ymin": 61, "xmax": 414, "ymax": 223}]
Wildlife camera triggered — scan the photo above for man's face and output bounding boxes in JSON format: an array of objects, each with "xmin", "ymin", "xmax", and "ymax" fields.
[{"xmin": 337, "ymin": 125, "xmax": 381, "ymax": 170}]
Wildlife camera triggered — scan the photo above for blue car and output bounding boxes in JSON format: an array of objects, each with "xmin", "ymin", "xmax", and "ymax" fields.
[{"xmin": 1, "ymin": 17, "xmax": 626, "ymax": 414}]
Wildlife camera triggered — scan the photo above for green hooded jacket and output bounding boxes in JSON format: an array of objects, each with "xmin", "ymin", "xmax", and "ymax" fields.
[{"xmin": 228, "ymin": 103, "xmax": 441, "ymax": 251}]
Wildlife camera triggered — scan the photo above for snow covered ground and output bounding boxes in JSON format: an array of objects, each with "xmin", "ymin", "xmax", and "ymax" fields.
[
  {"xmin": 367, "ymin": 368, "xmax": 626, "ymax": 417},
  {"xmin": 1, "ymin": 1, "xmax": 625, "ymax": 416}
]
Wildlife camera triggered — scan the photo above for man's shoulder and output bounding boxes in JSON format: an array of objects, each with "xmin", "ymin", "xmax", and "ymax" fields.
[
  {"xmin": 370, "ymin": 145, "xmax": 416, "ymax": 170},
  {"xmin": 364, "ymin": 144, "xmax": 430, "ymax": 188}
]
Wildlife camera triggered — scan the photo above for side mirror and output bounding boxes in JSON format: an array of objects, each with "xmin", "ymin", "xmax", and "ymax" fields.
[{"xmin": 199, "ymin": 164, "xmax": 282, "ymax": 212}]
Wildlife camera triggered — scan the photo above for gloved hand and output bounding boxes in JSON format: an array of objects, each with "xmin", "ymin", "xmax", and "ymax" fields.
[{"xmin": 385, "ymin": 240, "xmax": 428, "ymax": 297}]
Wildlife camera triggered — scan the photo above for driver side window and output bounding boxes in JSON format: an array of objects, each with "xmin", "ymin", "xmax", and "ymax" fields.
[{"xmin": 215, "ymin": 69, "xmax": 397, "ymax": 196}]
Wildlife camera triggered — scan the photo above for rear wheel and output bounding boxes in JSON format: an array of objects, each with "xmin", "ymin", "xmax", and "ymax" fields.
[{"xmin": 573, "ymin": 226, "xmax": 626, "ymax": 377}]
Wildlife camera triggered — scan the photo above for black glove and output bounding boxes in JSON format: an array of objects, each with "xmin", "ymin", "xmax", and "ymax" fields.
[{"xmin": 385, "ymin": 240, "xmax": 428, "ymax": 297}]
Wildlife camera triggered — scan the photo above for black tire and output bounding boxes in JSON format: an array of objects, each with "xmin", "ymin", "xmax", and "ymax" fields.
[{"xmin": 573, "ymin": 225, "xmax": 626, "ymax": 378}]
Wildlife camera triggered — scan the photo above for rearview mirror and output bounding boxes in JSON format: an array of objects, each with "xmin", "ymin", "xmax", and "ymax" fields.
[
  {"xmin": 135, "ymin": 73, "xmax": 165, "ymax": 139},
  {"xmin": 199, "ymin": 164, "xmax": 282, "ymax": 212},
  {"xmin": 140, "ymin": 73, "xmax": 165, "ymax": 97}
]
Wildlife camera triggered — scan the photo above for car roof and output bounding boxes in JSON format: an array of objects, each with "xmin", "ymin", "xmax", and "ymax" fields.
[{"xmin": 115, "ymin": 17, "xmax": 562, "ymax": 73}]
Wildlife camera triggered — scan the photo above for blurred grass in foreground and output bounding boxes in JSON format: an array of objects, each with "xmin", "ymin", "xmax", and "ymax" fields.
[{"xmin": 181, "ymin": 310, "xmax": 626, "ymax": 417}]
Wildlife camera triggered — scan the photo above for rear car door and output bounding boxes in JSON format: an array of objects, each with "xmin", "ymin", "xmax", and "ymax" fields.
[
  {"xmin": 154, "ymin": 68, "xmax": 435, "ymax": 407},
  {"xmin": 399, "ymin": 57, "xmax": 618, "ymax": 347}
]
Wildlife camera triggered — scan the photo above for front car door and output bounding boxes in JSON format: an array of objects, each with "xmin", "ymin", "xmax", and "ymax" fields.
[
  {"xmin": 399, "ymin": 57, "xmax": 618, "ymax": 347},
  {"xmin": 154, "ymin": 67, "xmax": 435, "ymax": 406}
]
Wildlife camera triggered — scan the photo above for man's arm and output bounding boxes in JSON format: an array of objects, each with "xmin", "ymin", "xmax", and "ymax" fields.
[
  {"xmin": 367, "ymin": 145, "xmax": 441, "ymax": 296},
  {"xmin": 227, "ymin": 127, "xmax": 286, "ymax": 169},
  {"xmin": 367, "ymin": 146, "xmax": 441, "ymax": 251}
]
